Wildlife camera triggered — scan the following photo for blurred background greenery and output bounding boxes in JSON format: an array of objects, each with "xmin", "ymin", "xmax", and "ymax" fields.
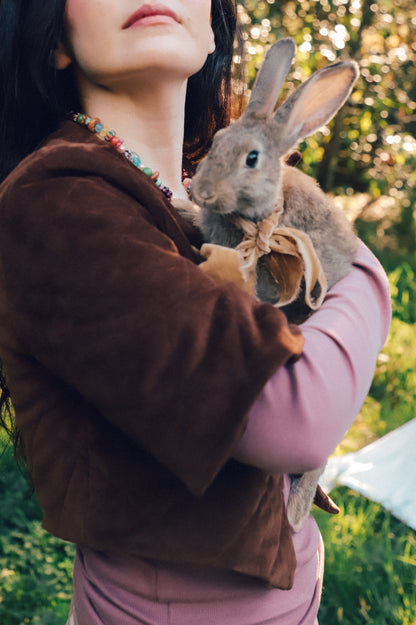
[
  {"xmin": 1, "ymin": 1, "xmax": 415, "ymax": 623},
  {"xmin": 236, "ymin": 0, "xmax": 416, "ymax": 271}
]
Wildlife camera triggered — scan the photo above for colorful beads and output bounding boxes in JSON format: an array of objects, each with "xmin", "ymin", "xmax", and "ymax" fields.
[
  {"xmin": 110, "ymin": 136, "xmax": 124, "ymax": 149},
  {"xmin": 182, "ymin": 170, "xmax": 193, "ymax": 198},
  {"xmin": 125, "ymin": 151, "xmax": 141, "ymax": 168},
  {"xmin": 160, "ymin": 186, "xmax": 173, "ymax": 200},
  {"xmin": 88, "ymin": 117, "xmax": 100, "ymax": 132},
  {"xmin": 71, "ymin": 112, "xmax": 191, "ymax": 202}
]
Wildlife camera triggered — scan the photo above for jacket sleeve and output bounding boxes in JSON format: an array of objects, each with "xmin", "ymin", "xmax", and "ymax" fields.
[
  {"xmin": 0, "ymin": 171, "xmax": 304, "ymax": 495},
  {"xmin": 234, "ymin": 240, "xmax": 391, "ymax": 473}
]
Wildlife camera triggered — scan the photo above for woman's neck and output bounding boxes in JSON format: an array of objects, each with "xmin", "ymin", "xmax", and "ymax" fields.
[{"xmin": 79, "ymin": 76, "xmax": 189, "ymax": 199}]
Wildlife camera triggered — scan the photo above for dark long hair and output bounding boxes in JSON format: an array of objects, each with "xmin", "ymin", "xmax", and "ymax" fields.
[
  {"xmin": 185, "ymin": 0, "xmax": 241, "ymax": 169},
  {"xmin": 0, "ymin": 0, "xmax": 241, "ymax": 453}
]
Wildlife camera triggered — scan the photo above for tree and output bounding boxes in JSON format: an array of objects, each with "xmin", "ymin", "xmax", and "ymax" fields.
[{"xmin": 236, "ymin": 0, "xmax": 416, "ymax": 267}]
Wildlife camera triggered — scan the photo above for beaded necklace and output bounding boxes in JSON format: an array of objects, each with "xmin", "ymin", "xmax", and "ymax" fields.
[{"xmin": 71, "ymin": 113, "xmax": 192, "ymax": 201}]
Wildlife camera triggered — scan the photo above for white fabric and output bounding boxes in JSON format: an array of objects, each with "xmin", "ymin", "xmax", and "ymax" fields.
[
  {"xmin": 320, "ymin": 418, "xmax": 416, "ymax": 531},
  {"xmin": 67, "ymin": 600, "xmax": 78, "ymax": 625}
]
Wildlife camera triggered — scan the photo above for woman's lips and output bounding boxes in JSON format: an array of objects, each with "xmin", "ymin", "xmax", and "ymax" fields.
[{"xmin": 123, "ymin": 4, "xmax": 180, "ymax": 29}]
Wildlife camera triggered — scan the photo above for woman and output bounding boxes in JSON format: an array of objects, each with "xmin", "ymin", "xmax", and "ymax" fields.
[{"xmin": 0, "ymin": 1, "xmax": 391, "ymax": 624}]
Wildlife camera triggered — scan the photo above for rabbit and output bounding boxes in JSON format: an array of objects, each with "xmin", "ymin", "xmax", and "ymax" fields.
[{"xmin": 174, "ymin": 37, "xmax": 359, "ymax": 530}]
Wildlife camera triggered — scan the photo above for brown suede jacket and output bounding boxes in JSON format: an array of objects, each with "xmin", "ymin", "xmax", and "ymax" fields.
[{"xmin": 0, "ymin": 121, "xmax": 304, "ymax": 589}]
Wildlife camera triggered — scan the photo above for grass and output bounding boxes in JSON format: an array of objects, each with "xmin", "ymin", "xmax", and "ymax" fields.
[
  {"xmin": 315, "ymin": 491, "xmax": 416, "ymax": 625},
  {"xmin": 315, "ymin": 293, "xmax": 416, "ymax": 624},
  {"xmin": 336, "ymin": 316, "xmax": 416, "ymax": 455},
  {"xmin": 0, "ymin": 264, "xmax": 415, "ymax": 624}
]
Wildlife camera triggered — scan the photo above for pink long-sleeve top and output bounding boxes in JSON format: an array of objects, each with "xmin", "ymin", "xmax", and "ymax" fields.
[{"xmin": 71, "ymin": 241, "xmax": 391, "ymax": 625}]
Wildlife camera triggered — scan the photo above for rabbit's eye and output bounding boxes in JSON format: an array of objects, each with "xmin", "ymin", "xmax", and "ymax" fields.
[{"xmin": 246, "ymin": 150, "xmax": 259, "ymax": 168}]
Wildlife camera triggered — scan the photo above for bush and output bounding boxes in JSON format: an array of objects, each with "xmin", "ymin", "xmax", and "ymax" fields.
[
  {"xmin": 0, "ymin": 441, "xmax": 74, "ymax": 625},
  {"xmin": 389, "ymin": 263, "xmax": 416, "ymax": 325}
]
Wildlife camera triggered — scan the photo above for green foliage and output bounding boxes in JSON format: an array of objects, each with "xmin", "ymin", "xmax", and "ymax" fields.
[
  {"xmin": 0, "ymin": 444, "xmax": 40, "ymax": 532},
  {"xmin": 370, "ymin": 315, "xmax": 416, "ymax": 430},
  {"xmin": 237, "ymin": 0, "xmax": 416, "ymax": 263},
  {"xmin": 0, "ymin": 440, "xmax": 75, "ymax": 625},
  {"xmin": 315, "ymin": 490, "xmax": 416, "ymax": 625},
  {"xmin": 389, "ymin": 263, "xmax": 416, "ymax": 324},
  {"xmin": 315, "ymin": 280, "xmax": 416, "ymax": 623},
  {"xmin": 336, "ymin": 316, "xmax": 416, "ymax": 454},
  {"xmin": 0, "ymin": 523, "xmax": 75, "ymax": 625}
]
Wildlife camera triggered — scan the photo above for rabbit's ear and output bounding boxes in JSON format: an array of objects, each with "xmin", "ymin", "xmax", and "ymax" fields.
[
  {"xmin": 274, "ymin": 60, "xmax": 359, "ymax": 150},
  {"xmin": 243, "ymin": 38, "xmax": 296, "ymax": 119}
]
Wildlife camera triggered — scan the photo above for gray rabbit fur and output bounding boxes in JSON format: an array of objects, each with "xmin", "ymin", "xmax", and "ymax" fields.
[{"xmin": 175, "ymin": 38, "xmax": 359, "ymax": 530}]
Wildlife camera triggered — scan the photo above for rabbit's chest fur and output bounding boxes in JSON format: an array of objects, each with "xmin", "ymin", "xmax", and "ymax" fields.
[
  {"xmin": 199, "ymin": 163, "xmax": 357, "ymax": 308},
  {"xmin": 279, "ymin": 166, "xmax": 357, "ymax": 288}
]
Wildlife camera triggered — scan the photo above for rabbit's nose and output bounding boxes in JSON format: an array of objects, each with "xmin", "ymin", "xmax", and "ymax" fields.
[
  {"xmin": 196, "ymin": 188, "xmax": 218, "ymax": 207},
  {"xmin": 199, "ymin": 189, "xmax": 216, "ymax": 200}
]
